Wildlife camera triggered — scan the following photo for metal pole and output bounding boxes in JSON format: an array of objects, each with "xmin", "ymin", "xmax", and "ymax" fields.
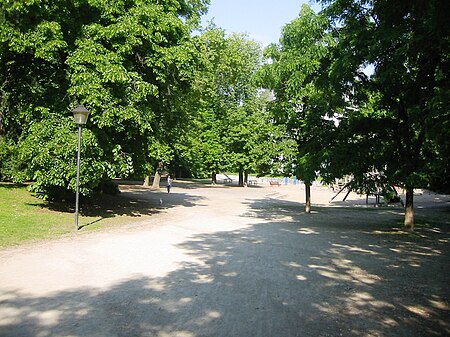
[{"xmin": 75, "ymin": 125, "xmax": 82, "ymax": 230}]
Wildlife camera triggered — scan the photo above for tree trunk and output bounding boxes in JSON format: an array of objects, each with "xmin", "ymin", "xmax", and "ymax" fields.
[
  {"xmin": 211, "ymin": 172, "xmax": 217, "ymax": 185},
  {"xmin": 305, "ymin": 182, "xmax": 311, "ymax": 213},
  {"xmin": 238, "ymin": 171, "xmax": 244, "ymax": 187},
  {"xmin": 244, "ymin": 171, "xmax": 248, "ymax": 187},
  {"xmin": 143, "ymin": 175, "xmax": 151, "ymax": 186},
  {"xmin": 404, "ymin": 187, "xmax": 414, "ymax": 231},
  {"xmin": 152, "ymin": 170, "xmax": 161, "ymax": 189}
]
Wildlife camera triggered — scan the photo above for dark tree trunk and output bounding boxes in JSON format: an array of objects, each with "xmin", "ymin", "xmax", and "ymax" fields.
[
  {"xmin": 238, "ymin": 171, "xmax": 244, "ymax": 187},
  {"xmin": 404, "ymin": 187, "xmax": 414, "ymax": 230},
  {"xmin": 305, "ymin": 182, "xmax": 311, "ymax": 213},
  {"xmin": 211, "ymin": 172, "xmax": 217, "ymax": 185},
  {"xmin": 244, "ymin": 171, "xmax": 248, "ymax": 187}
]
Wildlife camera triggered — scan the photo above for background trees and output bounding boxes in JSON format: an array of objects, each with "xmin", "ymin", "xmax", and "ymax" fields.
[
  {"xmin": 177, "ymin": 28, "xmax": 289, "ymax": 185},
  {"xmin": 260, "ymin": 5, "xmax": 338, "ymax": 212}
]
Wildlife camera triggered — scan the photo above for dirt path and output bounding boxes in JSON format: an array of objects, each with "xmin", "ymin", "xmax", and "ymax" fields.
[{"xmin": 1, "ymin": 182, "xmax": 449, "ymax": 337}]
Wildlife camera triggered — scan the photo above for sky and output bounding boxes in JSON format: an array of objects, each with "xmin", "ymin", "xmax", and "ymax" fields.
[{"xmin": 201, "ymin": 0, "xmax": 322, "ymax": 47}]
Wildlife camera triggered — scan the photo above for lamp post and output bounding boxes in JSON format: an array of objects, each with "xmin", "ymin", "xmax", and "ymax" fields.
[{"xmin": 72, "ymin": 105, "xmax": 90, "ymax": 230}]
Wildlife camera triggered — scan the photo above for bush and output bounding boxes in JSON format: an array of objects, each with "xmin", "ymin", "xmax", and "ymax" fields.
[
  {"xmin": 1, "ymin": 115, "xmax": 140, "ymax": 200},
  {"xmin": 10, "ymin": 117, "xmax": 109, "ymax": 200}
]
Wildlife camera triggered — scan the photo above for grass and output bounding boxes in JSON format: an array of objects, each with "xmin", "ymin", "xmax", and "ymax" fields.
[{"xmin": 0, "ymin": 183, "xmax": 156, "ymax": 248}]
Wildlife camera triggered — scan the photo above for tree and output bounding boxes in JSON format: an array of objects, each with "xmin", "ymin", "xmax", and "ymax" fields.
[
  {"xmin": 320, "ymin": 0, "xmax": 450, "ymax": 229},
  {"xmin": 210, "ymin": 32, "xmax": 264, "ymax": 186},
  {"xmin": 260, "ymin": 5, "xmax": 337, "ymax": 212},
  {"xmin": 0, "ymin": 0, "xmax": 209, "ymax": 198},
  {"xmin": 244, "ymin": 91, "xmax": 297, "ymax": 181},
  {"xmin": 171, "ymin": 27, "xmax": 230, "ymax": 182},
  {"xmin": 179, "ymin": 28, "xmax": 269, "ymax": 185}
]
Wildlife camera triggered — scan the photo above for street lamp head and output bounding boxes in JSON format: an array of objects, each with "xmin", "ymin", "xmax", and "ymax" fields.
[{"xmin": 72, "ymin": 105, "xmax": 90, "ymax": 125}]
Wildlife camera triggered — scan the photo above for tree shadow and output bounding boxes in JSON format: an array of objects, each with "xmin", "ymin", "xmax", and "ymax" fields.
[
  {"xmin": 170, "ymin": 180, "xmax": 267, "ymax": 190},
  {"xmin": 20, "ymin": 181, "xmax": 206, "ymax": 231},
  {"xmin": 2, "ymin": 193, "xmax": 449, "ymax": 336},
  {"xmin": 0, "ymin": 182, "xmax": 30, "ymax": 189}
]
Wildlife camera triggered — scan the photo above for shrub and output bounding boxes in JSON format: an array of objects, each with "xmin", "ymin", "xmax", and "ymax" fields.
[{"xmin": 12, "ymin": 117, "xmax": 109, "ymax": 200}]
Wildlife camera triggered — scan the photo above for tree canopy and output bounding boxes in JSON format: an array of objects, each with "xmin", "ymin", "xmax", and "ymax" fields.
[
  {"xmin": 0, "ymin": 0, "xmax": 209, "ymax": 198},
  {"xmin": 260, "ymin": 0, "xmax": 450, "ymax": 226},
  {"xmin": 173, "ymin": 27, "xmax": 292, "ymax": 184},
  {"xmin": 0, "ymin": 0, "xmax": 448, "ymax": 232},
  {"xmin": 320, "ymin": 0, "xmax": 450, "ymax": 229}
]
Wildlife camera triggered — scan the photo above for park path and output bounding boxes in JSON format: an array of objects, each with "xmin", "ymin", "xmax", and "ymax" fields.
[{"xmin": 0, "ymin": 182, "xmax": 449, "ymax": 337}]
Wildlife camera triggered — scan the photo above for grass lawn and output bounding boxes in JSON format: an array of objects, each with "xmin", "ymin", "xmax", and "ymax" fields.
[{"xmin": 0, "ymin": 183, "xmax": 155, "ymax": 248}]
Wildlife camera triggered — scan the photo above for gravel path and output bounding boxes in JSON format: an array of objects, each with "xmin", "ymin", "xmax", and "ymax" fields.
[{"xmin": 1, "ymin": 182, "xmax": 449, "ymax": 337}]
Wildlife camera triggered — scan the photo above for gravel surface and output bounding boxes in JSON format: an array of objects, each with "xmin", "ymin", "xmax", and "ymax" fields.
[{"xmin": 1, "ymin": 181, "xmax": 449, "ymax": 337}]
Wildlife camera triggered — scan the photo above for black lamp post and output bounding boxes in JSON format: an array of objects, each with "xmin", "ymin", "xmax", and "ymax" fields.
[{"xmin": 72, "ymin": 105, "xmax": 90, "ymax": 230}]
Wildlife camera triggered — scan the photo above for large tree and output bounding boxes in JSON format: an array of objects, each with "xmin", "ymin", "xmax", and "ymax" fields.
[
  {"xmin": 0, "ymin": 0, "xmax": 209, "ymax": 198},
  {"xmin": 320, "ymin": 0, "xmax": 450, "ymax": 229}
]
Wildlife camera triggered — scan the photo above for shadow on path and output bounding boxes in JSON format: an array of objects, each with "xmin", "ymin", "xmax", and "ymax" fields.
[{"xmin": 1, "ymin": 195, "xmax": 449, "ymax": 337}]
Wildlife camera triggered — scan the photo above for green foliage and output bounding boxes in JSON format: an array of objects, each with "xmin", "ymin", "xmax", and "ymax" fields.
[
  {"xmin": 320, "ymin": 0, "xmax": 450, "ymax": 194},
  {"xmin": 260, "ymin": 5, "xmax": 337, "ymax": 184},
  {"xmin": 176, "ymin": 28, "xmax": 287, "ymax": 181},
  {"xmin": 0, "ymin": 136, "xmax": 18, "ymax": 180},
  {"xmin": 0, "ymin": 0, "xmax": 209, "ymax": 197},
  {"xmin": 0, "ymin": 114, "xmax": 135, "ymax": 200},
  {"xmin": 11, "ymin": 118, "xmax": 106, "ymax": 199}
]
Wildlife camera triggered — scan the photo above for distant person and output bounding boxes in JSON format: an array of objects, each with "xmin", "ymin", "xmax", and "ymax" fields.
[{"xmin": 167, "ymin": 176, "xmax": 173, "ymax": 193}]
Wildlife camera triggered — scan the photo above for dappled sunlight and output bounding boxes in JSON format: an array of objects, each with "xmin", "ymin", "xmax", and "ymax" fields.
[
  {"xmin": 425, "ymin": 226, "xmax": 446, "ymax": 234},
  {"xmin": 1, "ymin": 184, "xmax": 449, "ymax": 337},
  {"xmin": 429, "ymin": 297, "xmax": 450, "ymax": 311},
  {"xmin": 408, "ymin": 248, "xmax": 442, "ymax": 256},
  {"xmin": 367, "ymin": 229, "xmax": 409, "ymax": 236},
  {"xmin": 332, "ymin": 243, "xmax": 380, "ymax": 255},
  {"xmin": 345, "ymin": 292, "xmax": 395, "ymax": 311},
  {"xmin": 282, "ymin": 261, "xmax": 303, "ymax": 269},
  {"xmin": 0, "ymin": 275, "xmax": 228, "ymax": 337},
  {"xmin": 403, "ymin": 304, "xmax": 432, "ymax": 318},
  {"xmin": 143, "ymin": 279, "xmax": 166, "ymax": 292},
  {"xmin": 311, "ymin": 303, "xmax": 338, "ymax": 315},
  {"xmin": 36, "ymin": 310, "xmax": 68, "ymax": 326},
  {"xmin": 2, "ymin": 215, "xmax": 449, "ymax": 337},
  {"xmin": 308, "ymin": 263, "xmax": 334, "ymax": 271},
  {"xmin": 297, "ymin": 227, "xmax": 320, "ymax": 235},
  {"xmin": 222, "ymin": 271, "xmax": 238, "ymax": 277},
  {"xmin": 162, "ymin": 297, "xmax": 195, "ymax": 314},
  {"xmin": 314, "ymin": 265, "xmax": 381, "ymax": 285},
  {"xmin": 329, "ymin": 254, "xmax": 382, "ymax": 285},
  {"xmin": 191, "ymin": 273, "xmax": 215, "ymax": 284},
  {"xmin": 381, "ymin": 317, "xmax": 399, "ymax": 327},
  {"xmin": 192, "ymin": 310, "xmax": 222, "ymax": 326}
]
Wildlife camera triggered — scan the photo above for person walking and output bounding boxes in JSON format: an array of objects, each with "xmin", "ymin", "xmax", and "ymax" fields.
[{"xmin": 167, "ymin": 175, "xmax": 173, "ymax": 193}]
